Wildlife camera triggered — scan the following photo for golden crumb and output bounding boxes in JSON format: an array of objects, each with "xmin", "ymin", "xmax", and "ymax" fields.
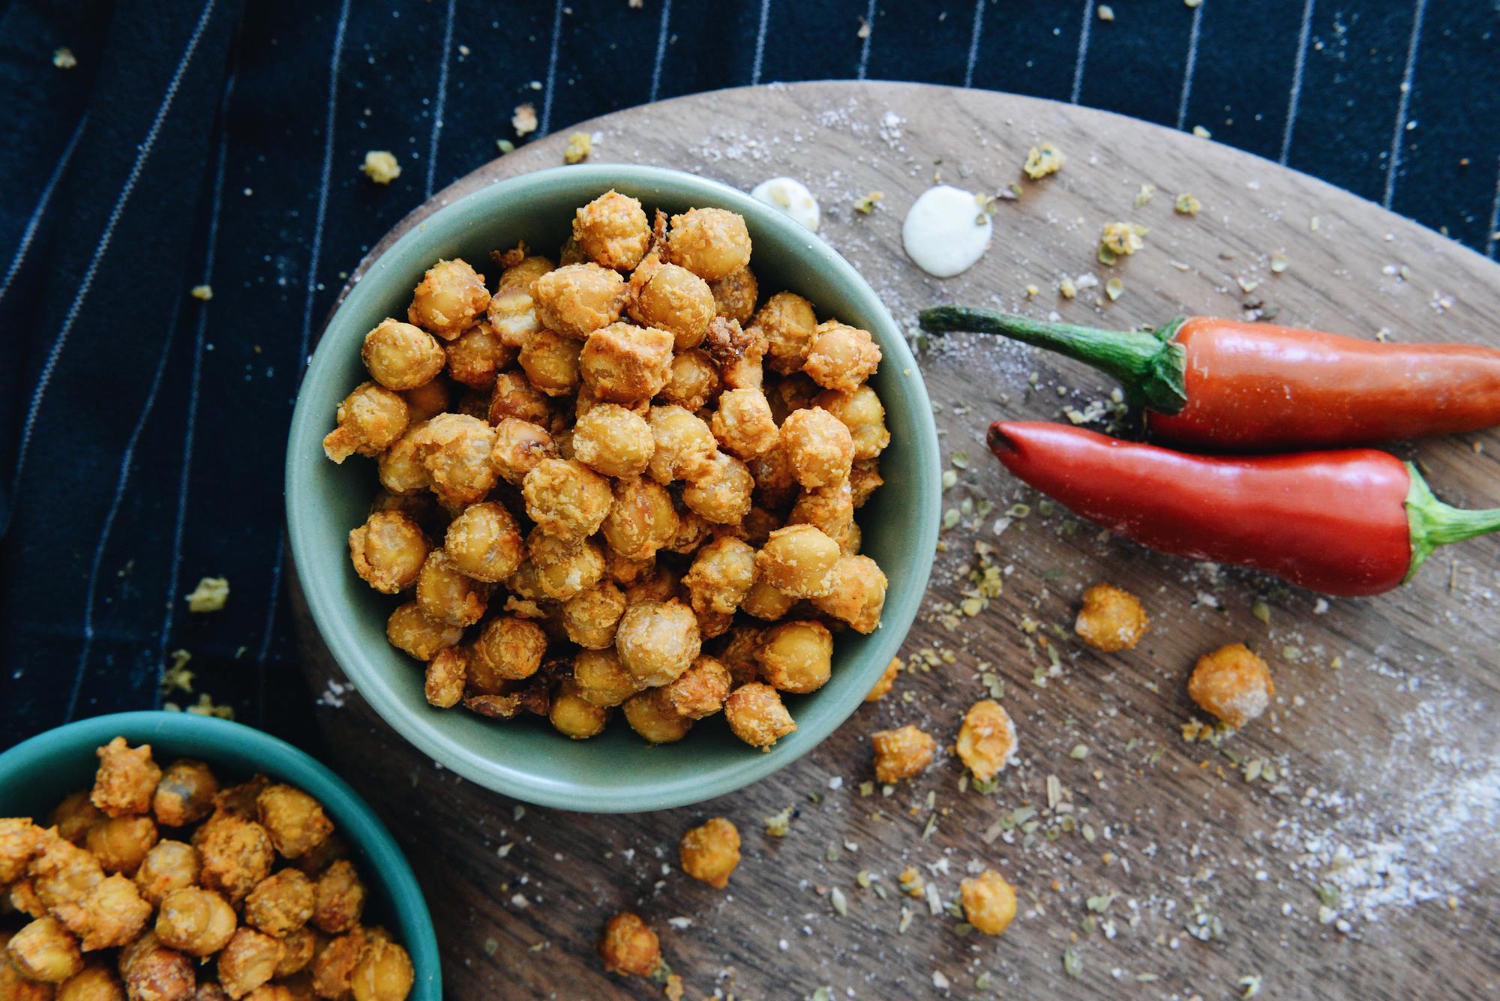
[
  {"xmin": 898, "ymin": 867, "xmax": 925, "ymax": 897},
  {"xmin": 1059, "ymin": 277, "xmax": 1077, "ymax": 299},
  {"xmin": 361, "ymin": 150, "xmax": 401, "ymax": 184},
  {"xmin": 1192, "ymin": 125, "xmax": 1212, "ymax": 139},
  {"xmin": 871, "ymin": 724, "xmax": 935, "ymax": 783},
  {"xmin": 1099, "ymin": 222, "xmax": 1147, "ymax": 262},
  {"xmin": 1175, "ymin": 192, "xmax": 1202, "ymax": 215},
  {"xmin": 1188, "ymin": 643, "xmax": 1274, "ymax": 729},
  {"xmin": 513, "ymin": 103, "xmax": 539, "ymax": 137},
  {"xmin": 1134, "ymin": 183, "xmax": 1155, "ymax": 207},
  {"xmin": 865, "ymin": 657, "xmax": 900, "ymax": 702},
  {"xmin": 1023, "ymin": 142, "xmax": 1064, "ymax": 180},
  {"xmin": 564, "ymin": 132, "xmax": 593, "ymax": 165},
  {"xmin": 190, "ymin": 284, "xmax": 213, "ymax": 301},
  {"xmin": 184, "ymin": 576, "xmax": 230, "ymax": 613},
  {"xmin": 1105, "ymin": 277, "xmax": 1124, "ymax": 301},
  {"xmin": 961, "ymin": 869, "xmax": 1017, "ymax": 935},
  {"xmin": 664, "ymin": 974, "xmax": 684, "ymax": 1000},
  {"xmin": 853, "ymin": 191, "xmax": 884, "ymax": 214},
  {"xmin": 161, "ymin": 649, "xmax": 195, "ymax": 694},
  {"xmin": 53, "ymin": 47, "xmax": 77, "ymax": 69},
  {"xmin": 1075, "ymin": 582, "xmax": 1149, "ymax": 652}
]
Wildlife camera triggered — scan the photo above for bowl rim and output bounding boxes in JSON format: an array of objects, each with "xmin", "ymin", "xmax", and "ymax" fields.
[
  {"xmin": 0, "ymin": 710, "xmax": 441, "ymax": 999},
  {"xmin": 285, "ymin": 162, "xmax": 940, "ymax": 813}
]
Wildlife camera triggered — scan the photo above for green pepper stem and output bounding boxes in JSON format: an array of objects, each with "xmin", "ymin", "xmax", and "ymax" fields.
[
  {"xmin": 918, "ymin": 306, "xmax": 1191, "ymax": 414},
  {"xmin": 1404, "ymin": 463, "xmax": 1500, "ymax": 582}
]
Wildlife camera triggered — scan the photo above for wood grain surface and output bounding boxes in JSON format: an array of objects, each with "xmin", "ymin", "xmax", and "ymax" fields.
[{"xmin": 291, "ymin": 82, "xmax": 1500, "ymax": 1000}]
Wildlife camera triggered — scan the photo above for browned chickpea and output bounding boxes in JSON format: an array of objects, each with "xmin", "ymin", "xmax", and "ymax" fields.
[
  {"xmin": 375, "ymin": 422, "xmax": 429, "ymax": 496},
  {"xmin": 410, "ymin": 413, "xmax": 497, "ymax": 508},
  {"xmin": 764, "ymin": 372, "xmax": 821, "ymax": 424},
  {"xmin": 443, "ymin": 323, "xmax": 516, "ymax": 389},
  {"xmin": 738, "ymin": 505, "xmax": 781, "ymax": 547},
  {"xmin": 155, "ymin": 888, "xmax": 237, "ymax": 957},
  {"xmin": 152, "ymin": 761, "xmax": 218, "ymax": 829},
  {"xmin": 597, "ymin": 912, "xmax": 660, "ymax": 978},
  {"xmin": 572, "ymin": 404, "xmax": 654, "ymax": 478},
  {"xmin": 658, "ymin": 349, "xmax": 720, "ymax": 411},
  {"xmin": 573, "ymin": 190, "xmax": 651, "ymax": 271},
  {"xmin": 526, "ymin": 530, "xmax": 605, "ymax": 602},
  {"xmin": 802, "ymin": 320, "xmax": 880, "ymax": 392},
  {"xmin": 751, "ymin": 292, "xmax": 817, "ymax": 375},
  {"xmin": 487, "ymin": 370, "xmax": 554, "ymax": 427},
  {"xmin": 519, "ymin": 458, "xmax": 611, "ymax": 542},
  {"xmin": 682, "ymin": 537, "xmax": 756, "ymax": 617},
  {"xmin": 739, "ymin": 578, "xmax": 795, "ymax": 620},
  {"xmin": 85, "ymin": 816, "xmax": 157, "ymax": 876},
  {"xmin": 573, "ymin": 649, "xmax": 641, "ymax": 708},
  {"xmin": 195, "ymin": 817, "xmax": 273, "ymax": 904},
  {"xmin": 29, "ymin": 829, "xmax": 103, "ymax": 931},
  {"xmin": 470, "ymin": 616, "xmax": 548, "ymax": 688},
  {"xmin": 1188, "ymin": 643, "xmax": 1275, "ymax": 729},
  {"xmin": 0, "ymin": 936, "xmax": 52, "ymax": 1000},
  {"xmin": 217, "ymin": 928, "xmax": 284, "ymax": 1000},
  {"xmin": 548, "ymin": 682, "xmax": 610, "ymax": 740},
  {"xmin": 723, "ymin": 683, "xmax": 795, "ymax": 750},
  {"xmin": 8, "ymin": 916, "xmax": 82, "ymax": 983},
  {"xmin": 46, "ymin": 793, "xmax": 100, "ymax": 846},
  {"xmin": 681, "ymin": 451, "xmax": 753, "ymax": 525},
  {"xmin": 412, "ymin": 550, "xmax": 487, "ymax": 628},
  {"xmin": 848, "ymin": 457, "xmax": 883, "ymax": 508},
  {"xmin": 75, "ymin": 874, "xmax": 151, "ymax": 952},
  {"xmin": 615, "ymin": 599, "xmax": 702, "ymax": 688},
  {"xmin": 311, "ymin": 861, "xmax": 365, "ymax": 935},
  {"xmin": 323, "ymin": 382, "xmax": 409, "ymax": 464},
  {"xmin": 811, "ymin": 554, "xmax": 887, "ymax": 634},
  {"xmin": 121, "ymin": 936, "xmax": 196, "ymax": 1001},
  {"xmin": 385, "ymin": 601, "xmax": 463, "ymax": 661},
  {"xmin": 134, "ymin": 840, "xmax": 199, "ymax": 907},
  {"xmin": 531, "ymin": 263, "xmax": 625, "ymax": 339},
  {"xmin": 241, "ymin": 986, "xmax": 291, "ymax": 1001},
  {"xmin": 442, "ymin": 502, "xmax": 524, "ymax": 583},
  {"xmin": 600, "ymin": 477, "xmax": 678, "ymax": 561},
  {"xmin": 486, "ymin": 255, "xmax": 553, "ymax": 349},
  {"xmin": 349, "ymin": 936, "xmax": 414, "ymax": 1001},
  {"xmin": 662, "ymin": 506, "xmax": 712, "ymax": 555},
  {"xmin": 452, "ymin": 387, "xmax": 493, "ymax": 422},
  {"xmin": 209, "ymin": 775, "xmax": 268, "ymax": 821},
  {"xmin": 704, "ymin": 315, "xmax": 767, "ymax": 391},
  {"xmin": 348, "ymin": 511, "xmax": 430, "ymax": 595},
  {"xmin": 273, "ymin": 926, "xmax": 316, "ymax": 978},
  {"xmin": 715, "ymin": 627, "xmax": 763, "ymax": 686},
  {"xmin": 961, "ymin": 869, "xmax": 1017, "ymax": 936},
  {"xmin": 755, "ymin": 524, "xmax": 839, "ymax": 598},
  {"xmin": 92, "ymin": 737, "xmax": 161, "ymax": 818},
  {"xmin": 623, "ymin": 566, "xmax": 682, "ymax": 606},
  {"xmin": 627, "ymin": 263, "xmax": 716, "ymax": 350},
  {"xmin": 401, "ymin": 379, "xmax": 450, "ymax": 424},
  {"xmin": 255, "ymin": 786, "xmax": 332, "ymax": 861},
  {"xmin": 667, "ymin": 208, "xmax": 751, "ymax": 281},
  {"xmin": 407, "ymin": 258, "xmax": 490, "ymax": 340},
  {"xmin": 56, "ymin": 964, "xmax": 124, "ymax": 1001},
  {"xmin": 955, "ymin": 699, "xmax": 1017, "ymax": 782},
  {"xmin": 424, "ymin": 647, "xmax": 467, "ymax": 708},
  {"xmin": 710, "ymin": 388, "xmax": 779, "ymax": 460},
  {"xmin": 621, "ymin": 690, "xmax": 693, "ymax": 744},
  {"xmin": 579, "ymin": 323, "xmax": 674, "ymax": 403},
  {"xmin": 787, "ymin": 481, "xmax": 854, "ymax": 548},
  {"xmin": 518, "ymin": 329, "xmax": 582, "ymax": 397},
  {"xmin": 690, "ymin": 603, "xmax": 734, "ymax": 639},
  {"xmin": 865, "ymin": 657, "xmax": 900, "ymax": 702},
  {"xmin": 748, "ymin": 446, "xmax": 799, "ymax": 513},
  {"xmin": 679, "ymin": 817, "xmax": 740, "ymax": 889},
  {"xmin": 311, "ymin": 930, "xmax": 366, "ymax": 1001},
  {"xmin": 779, "ymin": 407, "xmax": 853, "ymax": 489},
  {"xmin": 645, "ymin": 405, "xmax": 717, "ymax": 484},
  {"xmin": 872, "ymin": 724, "xmax": 936, "ymax": 783},
  {"xmin": 756, "ymin": 621, "xmax": 833, "ymax": 694},
  {"xmin": 1074, "ymin": 582, "xmax": 1150, "ymax": 653},
  {"xmin": 488, "ymin": 417, "xmax": 555, "ymax": 485},
  {"xmin": 708, "ymin": 265, "xmax": 758, "ymax": 323},
  {"xmin": 560, "ymin": 581, "xmax": 627, "ymax": 649},
  {"xmin": 360, "ymin": 319, "xmax": 445, "ymax": 391},
  {"xmin": 661, "ymin": 656, "xmax": 732, "ymax": 720},
  {"xmin": 243, "ymin": 870, "xmax": 314, "ymax": 938},
  {"xmin": 814, "ymin": 385, "xmax": 888, "ymax": 460}
]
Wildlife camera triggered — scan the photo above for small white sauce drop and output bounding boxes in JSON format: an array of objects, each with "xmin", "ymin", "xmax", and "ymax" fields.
[
  {"xmin": 901, "ymin": 184, "xmax": 992, "ymax": 277},
  {"xmin": 752, "ymin": 176, "xmax": 820, "ymax": 232}
]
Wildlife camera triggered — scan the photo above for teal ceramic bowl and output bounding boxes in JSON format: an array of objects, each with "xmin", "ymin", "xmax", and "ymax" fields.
[
  {"xmin": 286, "ymin": 163, "xmax": 941, "ymax": 813},
  {"xmin": 0, "ymin": 712, "xmax": 440, "ymax": 999}
]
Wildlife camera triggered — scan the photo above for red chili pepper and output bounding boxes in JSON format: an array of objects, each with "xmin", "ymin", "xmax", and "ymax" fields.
[
  {"xmin": 987, "ymin": 421, "xmax": 1500, "ymax": 597},
  {"xmin": 923, "ymin": 307, "xmax": 1500, "ymax": 451}
]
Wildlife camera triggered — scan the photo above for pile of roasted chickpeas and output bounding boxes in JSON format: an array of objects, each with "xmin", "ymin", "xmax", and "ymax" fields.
[
  {"xmin": 0, "ymin": 738, "xmax": 414, "ymax": 1000},
  {"xmin": 324, "ymin": 190, "xmax": 892, "ymax": 750}
]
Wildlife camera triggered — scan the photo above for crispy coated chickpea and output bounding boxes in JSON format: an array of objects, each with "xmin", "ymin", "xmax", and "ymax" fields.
[
  {"xmin": 751, "ymin": 292, "xmax": 817, "ymax": 375},
  {"xmin": 51, "ymin": 794, "xmax": 102, "ymax": 846},
  {"xmin": 621, "ymin": 690, "xmax": 692, "ymax": 744},
  {"xmin": 255, "ymin": 787, "xmax": 332, "ymax": 861},
  {"xmin": 615, "ymin": 599, "xmax": 701, "ymax": 688},
  {"xmin": 522, "ymin": 458, "xmax": 613, "ymax": 542},
  {"xmin": 764, "ymin": 373, "xmax": 821, "ymax": 424},
  {"xmin": 526, "ymin": 530, "xmax": 605, "ymax": 602},
  {"xmin": 681, "ymin": 452, "xmax": 753, "ymax": 525},
  {"xmin": 871, "ymin": 724, "xmax": 935, "ymax": 783},
  {"xmin": 572, "ymin": 404, "xmax": 654, "ymax": 478},
  {"xmin": 723, "ymin": 683, "xmax": 795, "ymax": 750},
  {"xmin": 488, "ymin": 417, "xmax": 555, "ymax": 485},
  {"xmin": 386, "ymin": 601, "xmax": 463, "ymax": 661},
  {"xmin": 531, "ymin": 263, "xmax": 625, "ymax": 339},
  {"xmin": 679, "ymin": 817, "xmax": 740, "ymax": 889},
  {"xmin": 30, "ymin": 830, "xmax": 103, "ymax": 932},
  {"xmin": 748, "ymin": 447, "xmax": 798, "ymax": 513},
  {"xmin": 960, "ymin": 870, "xmax": 1017, "ymax": 936},
  {"xmin": 708, "ymin": 265, "xmax": 757, "ymax": 323},
  {"xmin": 7, "ymin": 879, "xmax": 46, "ymax": 918},
  {"xmin": 92, "ymin": 738, "xmax": 161, "ymax": 818},
  {"xmin": 573, "ymin": 190, "xmax": 650, "ymax": 271},
  {"xmin": 423, "ymin": 647, "xmax": 467, "ymax": 708},
  {"xmin": 411, "ymin": 413, "xmax": 498, "ymax": 507},
  {"xmin": 661, "ymin": 656, "xmax": 731, "ymax": 720},
  {"xmin": 414, "ymin": 549, "xmax": 488, "ymax": 627},
  {"xmin": 573, "ymin": 649, "xmax": 641, "ymax": 708},
  {"xmin": 122, "ymin": 938, "xmax": 195, "ymax": 1001},
  {"xmin": 311, "ymin": 861, "xmax": 364, "ymax": 936},
  {"xmin": 579, "ymin": 323, "xmax": 674, "ymax": 403},
  {"xmin": 487, "ymin": 370, "xmax": 554, "ymax": 427},
  {"xmin": 348, "ymin": 511, "xmax": 430, "ymax": 595},
  {"xmin": 738, "ymin": 577, "xmax": 795, "ymax": 621},
  {"xmin": 598, "ymin": 912, "xmax": 660, "ymax": 978},
  {"xmin": 780, "ymin": 407, "xmax": 853, "ymax": 489},
  {"xmin": 209, "ymin": 776, "xmax": 268, "ymax": 821},
  {"xmin": 755, "ymin": 524, "xmax": 839, "ymax": 598},
  {"xmin": 273, "ymin": 927, "xmax": 316, "ymax": 978},
  {"xmin": 560, "ymin": 581, "xmax": 627, "ymax": 649},
  {"xmin": 85, "ymin": 816, "xmax": 158, "ymax": 876},
  {"xmin": 240, "ymin": 987, "xmax": 290, "ymax": 1001},
  {"xmin": 848, "ymin": 458, "xmax": 883, "ymax": 508},
  {"xmin": 57, "ymin": 964, "xmax": 124, "ymax": 1001},
  {"xmin": 349, "ymin": 936, "xmax": 413, "ymax": 1001},
  {"xmin": 442, "ymin": 323, "xmax": 514, "ymax": 389},
  {"xmin": 710, "ymin": 388, "xmax": 779, "ymax": 460},
  {"xmin": 683, "ymin": 537, "xmax": 756, "ymax": 616},
  {"xmin": 645, "ymin": 406, "xmax": 718, "ymax": 484},
  {"xmin": 133, "ymin": 841, "xmax": 199, "ymax": 907},
  {"xmin": 802, "ymin": 320, "xmax": 880, "ymax": 392},
  {"xmin": 627, "ymin": 264, "xmax": 715, "ymax": 350},
  {"xmin": 152, "ymin": 762, "xmax": 218, "ymax": 830},
  {"xmin": 155, "ymin": 888, "xmax": 236, "ymax": 957},
  {"xmin": 401, "ymin": 379, "xmax": 450, "ymax": 423},
  {"xmin": 865, "ymin": 657, "xmax": 900, "ymax": 702},
  {"xmin": 72, "ymin": 874, "xmax": 150, "ymax": 952},
  {"xmin": 558, "ymin": 236, "xmax": 587, "ymax": 265},
  {"xmin": 1074, "ymin": 582, "xmax": 1150, "ymax": 653},
  {"xmin": 704, "ymin": 315, "xmax": 767, "ymax": 391},
  {"xmin": 0, "ymin": 941, "xmax": 52, "ymax": 1000},
  {"xmin": 360, "ymin": 319, "xmax": 445, "ymax": 391},
  {"xmin": 0, "ymin": 819, "xmax": 41, "ymax": 886},
  {"xmin": 600, "ymin": 478, "xmax": 678, "ymax": 561},
  {"xmin": 667, "ymin": 208, "xmax": 750, "ymax": 281},
  {"xmin": 323, "ymin": 382, "xmax": 409, "ymax": 464},
  {"xmin": 755, "ymin": 621, "xmax": 832, "ymax": 694},
  {"xmin": 217, "ymin": 928, "xmax": 283, "ymax": 1000},
  {"xmin": 810, "ymin": 554, "xmax": 886, "ymax": 634},
  {"xmin": 9, "ymin": 917, "xmax": 82, "ymax": 983},
  {"xmin": 788, "ymin": 482, "xmax": 854, "ymax": 548},
  {"xmin": 470, "ymin": 616, "xmax": 548, "ymax": 687},
  {"xmin": 715, "ymin": 626, "xmax": 763, "ymax": 686},
  {"xmin": 658, "ymin": 349, "xmax": 720, "ymax": 411},
  {"xmin": 815, "ymin": 385, "xmax": 888, "ymax": 460},
  {"xmin": 955, "ymin": 699, "xmax": 1017, "ymax": 782},
  {"xmin": 661, "ymin": 508, "xmax": 710, "ymax": 556},
  {"xmin": 443, "ymin": 501, "xmax": 525, "ymax": 583},
  {"xmin": 311, "ymin": 930, "xmax": 366, "ymax": 1001},
  {"xmin": 487, "ymin": 256, "xmax": 553, "ymax": 349},
  {"xmin": 244, "ymin": 870, "xmax": 315, "ymax": 938},
  {"xmin": 548, "ymin": 683, "xmax": 610, "ymax": 740},
  {"xmin": 1188, "ymin": 643, "xmax": 1274, "ymax": 729},
  {"xmin": 375, "ymin": 423, "xmax": 429, "ymax": 496},
  {"xmin": 518, "ymin": 329, "xmax": 582, "ymax": 397},
  {"xmin": 195, "ymin": 817, "xmax": 273, "ymax": 905},
  {"xmin": 407, "ymin": 259, "xmax": 489, "ymax": 340}
]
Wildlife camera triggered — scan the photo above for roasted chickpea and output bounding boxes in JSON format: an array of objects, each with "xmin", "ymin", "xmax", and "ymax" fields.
[
  {"xmin": 572, "ymin": 404, "xmax": 654, "ymax": 478},
  {"xmin": 240, "ymin": 987, "xmax": 291, "ymax": 1001},
  {"xmin": 848, "ymin": 457, "xmax": 883, "ymax": 508},
  {"xmin": 488, "ymin": 417, "xmax": 555, "ymax": 485},
  {"xmin": 548, "ymin": 683, "xmax": 610, "ymax": 740},
  {"xmin": 667, "ymin": 208, "xmax": 750, "ymax": 281},
  {"xmin": 871, "ymin": 724, "xmax": 935, "ymax": 783},
  {"xmin": 814, "ymin": 385, "xmax": 888, "ymax": 460},
  {"xmin": 243, "ymin": 870, "xmax": 315, "ymax": 938},
  {"xmin": 255, "ymin": 787, "xmax": 333, "ymax": 861},
  {"xmin": 487, "ymin": 256, "xmax": 553, "ymax": 348},
  {"xmin": 755, "ymin": 524, "xmax": 839, "ymax": 598},
  {"xmin": 627, "ymin": 263, "xmax": 715, "ymax": 349},
  {"xmin": 522, "ymin": 458, "xmax": 613, "ymax": 542},
  {"xmin": 788, "ymin": 481, "xmax": 854, "ymax": 548},
  {"xmin": 423, "ymin": 647, "xmax": 467, "ymax": 708},
  {"xmin": 154, "ymin": 888, "xmax": 236, "ymax": 957},
  {"xmin": 0, "ymin": 936, "xmax": 52, "ymax": 1000},
  {"xmin": 195, "ymin": 817, "xmax": 273, "ymax": 904},
  {"xmin": 323, "ymin": 382, "xmax": 409, "ymax": 463},
  {"xmin": 375, "ymin": 423, "xmax": 430, "ymax": 496},
  {"xmin": 311, "ymin": 930, "xmax": 366, "ymax": 1000},
  {"xmin": 1074, "ymin": 582, "xmax": 1150, "ymax": 652},
  {"xmin": 708, "ymin": 265, "xmax": 757, "ymax": 323},
  {"xmin": 682, "ymin": 537, "xmax": 756, "ymax": 616},
  {"xmin": 621, "ymin": 690, "xmax": 693, "ymax": 744},
  {"xmin": 401, "ymin": 379, "xmax": 451, "ymax": 424},
  {"xmin": 960, "ymin": 869, "xmax": 1017, "ymax": 936},
  {"xmin": 678, "ymin": 817, "xmax": 740, "ymax": 890},
  {"xmin": 658, "ymin": 349, "xmax": 720, "ymax": 411},
  {"xmin": 311, "ymin": 861, "xmax": 364, "ymax": 936},
  {"xmin": 802, "ymin": 320, "xmax": 880, "ymax": 392},
  {"xmin": 755, "ymin": 621, "xmax": 833, "ymax": 694},
  {"xmin": 747, "ymin": 446, "xmax": 799, "ymax": 513},
  {"xmin": 723, "ymin": 683, "xmax": 795, "ymax": 750},
  {"xmin": 412, "ymin": 549, "xmax": 488, "ymax": 628},
  {"xmin": 573, "ymin": 190, "xmax": 650, "ymax": 271},
  {"xmin": 470, "ymin": 617, "xmax": 548, "ymax": 689},
  {"xmin": 518, "ymin": 329, "xmax": 582, "ymax": 397},
  {"xmin": 152, "ymin": 761, "xmax": 218, "ymax": 829},
  {"xmin": 751, "ymin": 292, "xmax": 817, "ymax": 375},
  {"xmin": 764, "ymin": 372, "xmax": 821, "ymax": 424},
  {"xmin": 50, "ymin": 792, "xmax": 103, "ymax": 846},
  {"xmin": 704, "ymin": 315, "xmax": 767, "ymax": 391},
  {"xmin": 714, "ymin": 626, "xmax": 763, "ymax": 686},
  {"xmin": 360, "ymin": 319, "xmax": 445, "ymax": 391},
  {"xmin": 579, "ymin": 323, "xmax": 674, "ymax": 403},
  {"xmin": 0, "ymin": 821, "xmax": 42, "ymax": 890},
  {"xmin": 56, "ymin": 964, "xmax": 124, "ymax": 1001},
  {"xmin": 9, "ymin": 916, "xmax": 83, "ymax": 983},
  {"xmin": 598, "ymin": 912, "xmax": 660, "ymax": 978},
  {"xmin": 217, "ymin": 928, "xmax": 283, "ymax": 1000},
  {"xmin": 349, "ymin": 936, "xmax": 414, "ymax": 1001},
  {"xmin": 955, "ymin": 699, "xmax": 1017, "ymax": 782},
  {"xmin": 615, "ymin": 599, "xmax": 701, "ymax": 688},
  {"xmin": 134, "ymin": 840, "xmax": 199, "ymax": 907},
  {"xmin": 710, "ymin": 388, "xmax": 779, "ymax": 459},
  {"xmin": 348, "ymin": 511, "xmax": 430, "ymax": 594},
  {"xmin": 411, "ymin": 413, "xmax": 497, "ymax": 507},
  {"xmin": 779, "ymin": 407, "xmax": 853, "ymax": 489},
  {"xmin": 443, "ymin": 323, "xmax": 515, "ymax": 389},
  {"xmin": 738, "ymin": 577, "xmax": 795, "ymax": 621},
  {"xmin": 121, "ymin": 937, "xmax": 195, "ymax": 1001},
  {"xmin": 487, "ymin": 370, "xmax": 554, "ymax": 427},
  {"xmin": 572, "ymin": 649, "xmax": 641, "ymax": 708},
  {"xmin": 661, "ymin": 656, "xmax": 732, "ymax": 720},
  {"xmin": 865, "ymin": 656, "xmax": 900, "ymax": 702},
  {"xmin": 526, "ymin": 530, "xmax": 605, "ymax": 602},
  {"xmin": 66, "ymin": 874, "xmax": 148, "ymax": 952},
  {"xmin": 29, "ymin": 830, "xmax": 103, "ymax": 931},
  {"xmin": 645, "ymin": 405, "xmax": 718, "ymax": 484},
  {"xmin": 560, "ymin": 581, "xmax": 627, "ymax": 649},
  {"xmin": 273, "ymin": 926, "xmax": 316, "ymax": 978},
  {"xmin": 85, "ymin": 816, "xmax": 157, "ymax": 876},
  {"xmin": 662, "ymin": 507, "xmax": 711, "ymax": 556},
  {"xmin": 211, "ymin": 776, "xmax": 270, "ymax": 821},
  {"xmin": 810, "ymin": 554, "xmax": 886, "ymax": 633},
  {"xmin": 531, "ymin": 263, "xmax": 625, "ymax": 339},
  {"xmin": 1188, "ymin": 643, "xmax": 1274, "ymax": 729},
  {"xmin": 624, "ymin": 566, "xmax": 682, "ymax": 606},
  {"xmin": 600, "ymin": 477, "xmax": 678, "ymax": 561},
  {"xmin": 385, "ymin": 601, "xmax": 463, "ymax": 661},
  {"xmin": 681, "ymin": 451, "xmax": 753, "ymax": 525},
  {"xmin": 443, "ymin": 502, "xmax": 525, "ymax": 583},
  {"xmin": 408, "ymin": 258, "xmax": 489, "ymax": 340},
  {"xmin": 92, "ymin": 738, "xmax": 161, "ymax": 818}
]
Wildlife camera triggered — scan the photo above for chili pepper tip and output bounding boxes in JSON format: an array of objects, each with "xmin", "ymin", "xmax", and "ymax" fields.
[{"xmin": 986, "ymin": 422, "xmax": 1015, "ymax": 460}]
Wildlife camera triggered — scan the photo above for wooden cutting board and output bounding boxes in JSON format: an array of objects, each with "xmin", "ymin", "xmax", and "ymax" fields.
[{"xmin": 291, "ymin": 82, "xmax": 1500, "ymax": 1000}]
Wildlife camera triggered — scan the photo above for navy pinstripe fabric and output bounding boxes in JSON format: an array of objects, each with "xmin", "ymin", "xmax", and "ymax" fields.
[{"xmin": 2, "ymin": 0, "xmax": 1498, "ymax": 749}]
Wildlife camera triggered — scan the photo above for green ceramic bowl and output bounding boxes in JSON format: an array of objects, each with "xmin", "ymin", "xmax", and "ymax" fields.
[
  {"xmin": 0, "ymin": 712, "xmax": 440, "ymax": 999},
  {"xmin": 285, "ymin": 163, "xmax": 940, "ymax": 813}
]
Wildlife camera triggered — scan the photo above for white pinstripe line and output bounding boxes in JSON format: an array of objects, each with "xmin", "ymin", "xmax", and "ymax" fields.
[
  {"xmin": 539, "ymin": 0, "xmax": 564, "ymax": 134},
  {"xmin": 856, "ymin": 0, "xmax": 876, "ymax": 81},
  {"xmin": 1070, "ymin": 0, "xmax": 1094, "ymax": 104},
  {"xmin": 425, "ymin": 0, "xmax": 457, "ymax": 198},
  {"xmin": 254, "ymin": 525, "xmax": 287, "ymax": 672},
  {"xmin": 751, "ymin": 0, "xmax": 771, "ymax": 86},
  {"xmin": 10, "ymin": 0, "xmax": 219, "ymax": 501},
  {"xmin": 1486, "ymin": 155, "xmax": 1500, "ymax": 259},
  {"xmin": 963, "ymin": 0, "xmax": 984, "ymax": 89},
  {"xmin": 649, "ymin": 0, "xmax": 672, "ymax": 102},
  {"xmin": 1383, "ymin": 0, "xmax": 1428, "ymax": 210},
  {"xmin": 0, "ymin": 116, "xmax": 88, "ymax": 308},
  {"xmin": 1280, "ymin": 0, "xmax": 1316, "ymax": 164},
  {"xmin": 1174, "ymin": 0, "xmax": 1203, "ymax": 131}
]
